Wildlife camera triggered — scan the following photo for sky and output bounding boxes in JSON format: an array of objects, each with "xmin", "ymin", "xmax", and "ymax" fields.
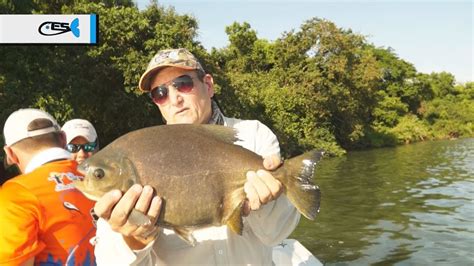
[{"xmin": 135, "ymin": 0, "xmax": 473, "ymax": 83}]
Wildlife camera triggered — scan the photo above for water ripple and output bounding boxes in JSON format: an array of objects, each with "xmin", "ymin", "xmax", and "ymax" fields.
[{"xmin": 291, "ymin": 138, "xmax": 474, "ymax": 265}]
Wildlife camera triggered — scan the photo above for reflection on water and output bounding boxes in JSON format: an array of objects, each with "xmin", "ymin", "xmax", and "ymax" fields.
[{"xmin": 291, "ymin": 138, "xmax": 474, "ymax": 265}]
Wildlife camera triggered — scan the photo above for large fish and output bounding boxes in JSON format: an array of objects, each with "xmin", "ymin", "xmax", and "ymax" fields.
[{"xmin": 73, "ymin": 124, "xmax": 322, "ymax": 245}]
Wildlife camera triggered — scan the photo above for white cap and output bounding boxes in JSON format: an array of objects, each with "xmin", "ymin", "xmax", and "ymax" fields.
[
  {"xmin": 61, "ymin": 119, "xmax": 98, "ymax": 144},
  {"xmin": 3, "ymin": 108, "xmax": 61, "ymax": 146}
]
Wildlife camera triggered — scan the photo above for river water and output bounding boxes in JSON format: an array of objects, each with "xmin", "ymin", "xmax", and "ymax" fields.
[{"xmin": 291, "ymin": 138, "xmax": 474, "ymax": 265}]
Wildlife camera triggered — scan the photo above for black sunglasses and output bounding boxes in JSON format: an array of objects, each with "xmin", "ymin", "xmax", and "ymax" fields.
[
  {"xmin": 148, "ymin": 75, "xmax": 195, "ymax": 104},
  {"xmin": 66, "ymin": 142, "xmax": 97, "ymax": 153}
]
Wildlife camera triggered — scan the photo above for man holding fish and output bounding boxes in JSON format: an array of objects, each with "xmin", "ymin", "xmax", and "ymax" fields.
[{"xmin": 91, "ymin": 48, "xmax": 320, "ymax": 265}]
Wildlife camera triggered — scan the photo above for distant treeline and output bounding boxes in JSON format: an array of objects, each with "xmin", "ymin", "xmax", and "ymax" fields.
[{"xmin": 1, "ymin": 0, "xmax": 473, "ymax": 159}]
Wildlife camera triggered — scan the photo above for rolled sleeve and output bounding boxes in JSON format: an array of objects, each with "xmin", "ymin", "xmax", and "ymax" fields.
[
  {"xmin": 230, "ymin": 118, "xmax": 300, "ymax": 246},
  {"xmin": 245, "ymin": 195, "xmax": 300, "ymax": 246}
]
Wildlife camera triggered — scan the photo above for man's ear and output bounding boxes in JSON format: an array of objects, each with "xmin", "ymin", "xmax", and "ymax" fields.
[
  {"xmin": 203, "ymin": 74, "xmax": 215, "ymax": 98},
  {"xmin": 4, "ymin": 145, "xmax": 19, "ymax": 166}
]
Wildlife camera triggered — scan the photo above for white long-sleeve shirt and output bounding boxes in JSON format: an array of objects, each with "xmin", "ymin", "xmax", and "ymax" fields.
[{"xmin": 94, "ymin": 117, "xmax": 301, "ymax": 265}]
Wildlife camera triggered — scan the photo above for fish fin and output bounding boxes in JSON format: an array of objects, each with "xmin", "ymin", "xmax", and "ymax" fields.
[
  {"xmin": 225, "ymin": 200, "xmax": 244, "ymax": 235},
  {"xmin": 173, "ymin": 227, "xmax": 196, "ymax": 246},
  {"xmin": 276, "ymin": 150, "xmax": 324, "ymax": 220},
  {"xmin": 222, "ymin": 188, "xmax": 246, "ymax": 235},
  {"xmin": 129, "ymin": 209, "xmax": 152, "ymax": 226},
  {"xmin": 199, "ymin": 124, "xmax": 241, "ymax": 144}
]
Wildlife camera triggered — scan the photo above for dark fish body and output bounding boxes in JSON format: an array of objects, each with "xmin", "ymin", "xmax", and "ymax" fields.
[{"xmin": 74, "ymin": 124, "xmax": 322, "ymax": 244}]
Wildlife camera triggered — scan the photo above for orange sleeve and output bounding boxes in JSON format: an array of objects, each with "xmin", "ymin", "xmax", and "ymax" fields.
[{"xmin": 0, "ymin": 182, "xmax": 45, "ymax": 265}]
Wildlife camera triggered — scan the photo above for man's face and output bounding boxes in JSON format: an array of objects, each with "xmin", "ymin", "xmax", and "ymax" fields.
[
  {"xmin": 69, "ymin": 136, "xmax": 97, "ymax": 164},
  {"xmin": 149, "ymin": 67, "xmax": 214, "ymax": 125}
]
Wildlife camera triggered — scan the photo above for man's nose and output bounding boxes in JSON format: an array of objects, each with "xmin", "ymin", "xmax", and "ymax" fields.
[
  {"xmin": 77, "ymin": 149, "xmax": 88, "ymax": 158},
  {"xmin": 168, "ymin": 87, "xmax": 183, "ymax": 106}
]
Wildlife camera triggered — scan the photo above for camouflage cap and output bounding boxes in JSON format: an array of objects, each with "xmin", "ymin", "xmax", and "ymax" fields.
[{"xmin": 138, "ymin": 48, "xmax": 205, "ymax": 92}]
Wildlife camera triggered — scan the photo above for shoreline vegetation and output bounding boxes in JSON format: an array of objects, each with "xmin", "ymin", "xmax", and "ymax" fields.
[{"xmin": 0, "ymin": 1, "xmax": 472, "ymax": 162}]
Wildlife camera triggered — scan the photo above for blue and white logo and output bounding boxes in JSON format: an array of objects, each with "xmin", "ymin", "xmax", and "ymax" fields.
[
  {"xmin": 38, "ymin": 18, "xmax": 80, "ymax": 38},
  {"xmin": 0, "ymin": 14, "xmax": 97, "ymax": 44}
]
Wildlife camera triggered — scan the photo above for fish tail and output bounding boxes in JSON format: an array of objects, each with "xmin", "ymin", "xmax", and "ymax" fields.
[{"xmin": 276, "ymin": 150, "xmax": 323, "ymax": 220}]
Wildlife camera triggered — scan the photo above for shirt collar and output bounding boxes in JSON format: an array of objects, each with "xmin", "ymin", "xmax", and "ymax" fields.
[{"xmin": 25, "ymin": 147, "xmax": 72, "ymax": 174}]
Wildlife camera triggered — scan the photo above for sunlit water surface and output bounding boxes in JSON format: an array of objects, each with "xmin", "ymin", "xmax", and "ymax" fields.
[{"xmin": 291, "ymin": 138, "xmax": 474, "ymax": 265}]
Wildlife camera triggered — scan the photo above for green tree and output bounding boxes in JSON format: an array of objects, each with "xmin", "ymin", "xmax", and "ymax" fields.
[
  {"xmin": 1, "ymin": 3, "xmax": 471, "ymax": 159},
  {"xmin": 0, "ymin": 0, "xmax": 202, "ymax": 146}
]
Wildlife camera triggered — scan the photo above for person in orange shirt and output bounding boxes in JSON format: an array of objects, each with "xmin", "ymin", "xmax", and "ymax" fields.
[
  {"xmin": 0, "ymin": 161, "xmax": 7, "ymax": 185},
  {"xmin": 0, "ymin": 108, "xmax": 96, "ymax": 266}
]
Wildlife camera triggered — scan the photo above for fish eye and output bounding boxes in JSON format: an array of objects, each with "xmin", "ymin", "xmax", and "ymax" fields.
[{"xmin": 93, "ymin": 168, "xmax": 105, "ymax": 179}]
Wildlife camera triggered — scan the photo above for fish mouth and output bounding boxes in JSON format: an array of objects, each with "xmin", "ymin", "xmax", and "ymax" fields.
[{"xmin": 80, "ymin": 190, "xmax": 101, "ymax": 201}]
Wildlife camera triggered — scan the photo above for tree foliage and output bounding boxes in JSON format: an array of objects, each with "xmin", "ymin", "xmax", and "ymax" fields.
[
  {"xmin": 211, "ymin": 18, "xmax": 472, "ymax": 156},
  {"xmin": 0, "ymin": 0, "xmax": 209, "ymax": 148},
  {"xmin": 0, "ymin": 1, "xmax": 472, "ymax": 161}
]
